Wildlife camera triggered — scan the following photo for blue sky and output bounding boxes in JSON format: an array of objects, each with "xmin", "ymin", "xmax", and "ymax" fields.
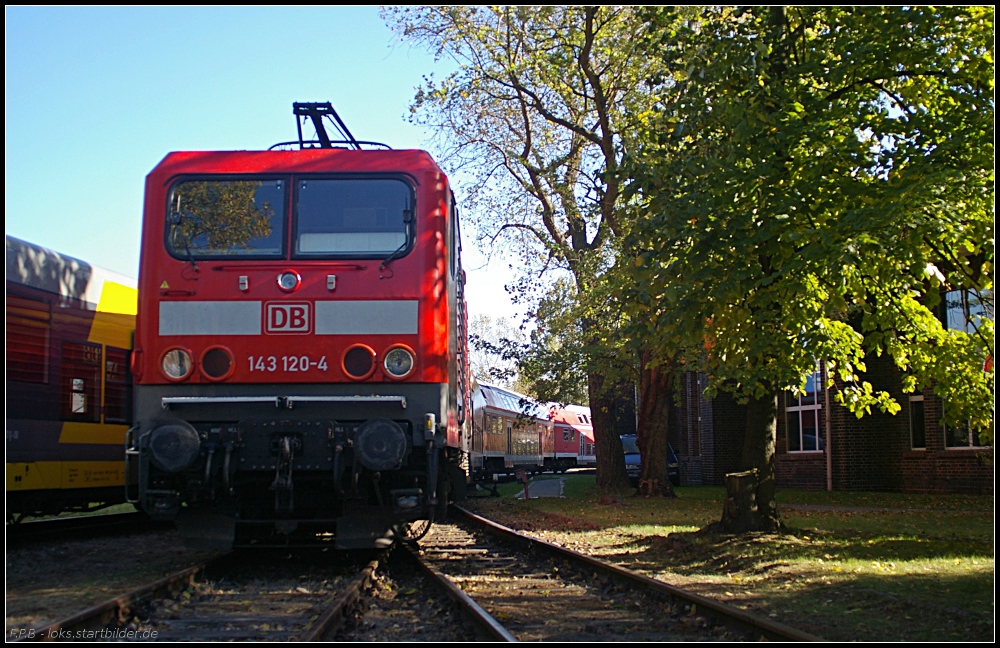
[{"xmin": 5, "ymin": 6, "xmax": 518, "ymax": 323}]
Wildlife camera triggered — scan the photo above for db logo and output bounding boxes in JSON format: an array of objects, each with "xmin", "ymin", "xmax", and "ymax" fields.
[{"xmin": 266, "ymin": 302, "xmax": 311, "ymax": 334}]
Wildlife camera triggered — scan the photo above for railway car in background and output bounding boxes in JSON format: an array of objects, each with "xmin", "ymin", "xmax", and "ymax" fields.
[
  {"xmin": 127, "ymin": 103, "xmax": 469, "ymax": 548},
  {"xmin": 469, "ymin": 380, "xmax": 553, "ymax": 480},
  {"xmin": 6, "ymin": 236, "xmax": 137, "ymax": 520},
  {"xmin": 548, "ymin": 404, "xmax": 595, "ymax": 472}
]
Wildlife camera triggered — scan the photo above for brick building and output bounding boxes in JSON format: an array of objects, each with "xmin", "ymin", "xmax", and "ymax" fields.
[{"xmin": 668, "ymin": 355, "xmax": 993, "ymax": 494}]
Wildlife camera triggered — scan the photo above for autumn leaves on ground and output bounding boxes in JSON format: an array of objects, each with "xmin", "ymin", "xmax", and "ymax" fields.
[{"xmin": 462, "ymin": 476, "xmax": 993, "ymax": 642}]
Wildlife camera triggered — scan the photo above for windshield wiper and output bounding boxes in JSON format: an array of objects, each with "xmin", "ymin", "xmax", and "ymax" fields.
[
  {"xmin": 379, "ymin": 208, "xmax": 413, "ymax": 275},
  {"xmin": 170, "ymin": 210, "xmax": 199, "ymax": 274}
]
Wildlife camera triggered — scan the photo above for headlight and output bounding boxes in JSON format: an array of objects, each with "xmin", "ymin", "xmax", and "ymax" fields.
[
  {"xmin": 383, "ymin": 346, "xmax": 415, "ymax": 379},
  {"xmin": 200, "ymin": 346, "xmax": 234, "ymax": 381},
  {"xmin": 277, "ymin": 271, "xmax": 300, "ymax": 292},
  {"xmin": 161, "ymin": 348, "xmax": 193, "ymax": 381},
  {"xmin": 199, "ymin": 346, "xmax": 236, "ymax": 380},
  {"xmin": 342, "ymin": 344, "xmax": 375, "ymax": 380}
]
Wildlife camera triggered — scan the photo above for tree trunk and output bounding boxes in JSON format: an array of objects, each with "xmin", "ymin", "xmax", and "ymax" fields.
[
  {"xmin": 589, "ymin": 370, "xmax": 630, "ymax": 493},
  {"xmin": 636, "ymin": 350, "xmax": 676, "ymax": 498},
  {"xmin": 720, "ymin": 389, "xmax": 782, "ymax": 532},
  {"xmin": 720, "ymin": 470, "xmax": 762, "ymax": 533}
]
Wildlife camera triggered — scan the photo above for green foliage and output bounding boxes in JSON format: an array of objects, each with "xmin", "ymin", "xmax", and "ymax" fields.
[
  {"xmin": 626, "ymin": 7, "xmax": 994, "ymax": 437},
  {"xmin": 517, "ymin": 279, "xmax": 591, "ymax": 405}
]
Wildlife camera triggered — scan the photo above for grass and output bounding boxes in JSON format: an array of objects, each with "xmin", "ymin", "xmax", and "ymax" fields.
[
  {"xmin": 465, "ymin": 475, "xmax": 994, "ymax": 642},
  {"xmin": 12, "ymin": 502, "xmax": 139, "ymax": 523}
]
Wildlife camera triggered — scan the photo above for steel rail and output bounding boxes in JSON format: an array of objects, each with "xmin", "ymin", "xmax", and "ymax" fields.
[
  {"xmin": 452, "ymin": 505, "xmax": 824, "ymax": 642},
  {"xmin": 400, "ymin": 542, "xmax": 518, "ymax": 642},
  {"xmin": 295, "ymin": 557, "xmax": 382, "ymax": 642},
  {"xmin": 16, "ymin": 562, "xmax": 213, "ymax": 642}
]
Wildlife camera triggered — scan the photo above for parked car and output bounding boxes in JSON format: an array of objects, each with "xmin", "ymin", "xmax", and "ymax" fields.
[{"xmin": 620, "ymin": 434, "xmax": 680, "ymax": 487}]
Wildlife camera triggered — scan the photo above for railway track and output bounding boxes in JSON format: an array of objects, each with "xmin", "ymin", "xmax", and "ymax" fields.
[
  {"xmin": 405, "ymin": 506, "xmax": 823, "ymax": 642},
  {"xmin": 15, "ymin": 552, "xmax": 380, "ymax": 642},
  {"xmin": 12, "ymin": 507, "xmax": 823, "ymax": 642}
]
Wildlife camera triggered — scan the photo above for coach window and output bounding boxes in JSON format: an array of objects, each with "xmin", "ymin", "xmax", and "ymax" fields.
[
  {"xmin": 60, "ymin": 341, "xmax": 101, "ymax": 423},
  {"xmin": 6, "ymin": 295, "xmax": 50, "ymax": 384},
  {"xmin": 167, "ymin": 179, "xmax": 285, "ymax": 258},
  {"xmin": 104, "ymin": 346, "xmax": 132, "ymax": 424},
  {"xmin": 295, "ymin": 178, "xmax": 413, "ymax": 258}
]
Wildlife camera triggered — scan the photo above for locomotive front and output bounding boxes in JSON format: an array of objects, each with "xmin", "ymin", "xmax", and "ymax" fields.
[{"xmin": 128, "ymin": 149, "xmax": 467, "ymax": 548}]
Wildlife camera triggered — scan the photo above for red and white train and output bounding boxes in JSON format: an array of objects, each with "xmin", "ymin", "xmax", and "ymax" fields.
[
  {"xmin": 548, "ymin": 404, "xmax": 596, "ymax": 472},
  {"xmin": 468, "ymin": 380, "xmax": 595, "ymax": 480},
  {"xmin": 468, "ymin": 380, "xmax": 551, "ymax": 479},
  {"xmin": 127, "ymin": 104, "xmax": 469, "ymax": 548}
]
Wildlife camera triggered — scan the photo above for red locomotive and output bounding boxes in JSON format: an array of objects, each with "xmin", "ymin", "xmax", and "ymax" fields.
[{"xmin": 127, "ymin": 104, "xmax": 469, "ymax": 548}]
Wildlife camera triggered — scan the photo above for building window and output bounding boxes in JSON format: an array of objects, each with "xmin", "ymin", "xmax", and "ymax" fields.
[
  {"xmin": 937, "ymin": 288, "xmax": 993, "ymax": 449},
  {"xmin": 939, "ymin": 289, "xmax": 993, "ymax": 334},
  {"xmin": 945, "ymin": 422, "xmax": 986, "ymax": 449},
  {"xmin": 909, "ymin": 396, "xmax": 925, "ymax": 449},
  {"xmin": 786, "ymin": 366, "xmax": 825, "ymax": 452}
]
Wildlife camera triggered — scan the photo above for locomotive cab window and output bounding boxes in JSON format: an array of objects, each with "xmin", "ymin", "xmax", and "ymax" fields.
[
  {"xmin": 294, "ymin": 178, "xmax": 413, "ymax": 258},
  {"xmin": 167, "ymin": 179, "xmax": 285, "ymax": 258}
]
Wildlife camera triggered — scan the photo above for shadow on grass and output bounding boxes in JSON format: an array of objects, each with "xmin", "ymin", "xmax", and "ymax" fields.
[
  {"xmin": 465, "ymin": 480, "xmax": 994, "ymax": 641},
  {"xmin": 611, "ymin": 529, "xmax": 994, "ymax": 641},
  {"xmin": 622, "ymin": 529, "xmax": 993, "ymax": 573},
  {"xmin": 737, "ymin": 573, "xmax": 995, "ymax": 642}
]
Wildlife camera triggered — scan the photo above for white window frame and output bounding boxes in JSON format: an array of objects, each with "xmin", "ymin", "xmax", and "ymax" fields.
[
  {"xmin": 786, "ymin": 365, "xmax": 825, "ymax": 453},
  {"xmin": 909, "ymin": 395, "xmax": 926, "ymax": 450},
  {"xmin": 944, "ymin": 420, "xmax": 990, "ymax": 450}
]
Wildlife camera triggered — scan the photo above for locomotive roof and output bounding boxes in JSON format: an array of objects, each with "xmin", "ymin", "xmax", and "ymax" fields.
[
  {"xmin": 147, "ymin": 148, "xmax": 446, "ymax": 178},
  {"xmin": 5, "ymin": 235, "xmax": 137, "ymax": 313}
]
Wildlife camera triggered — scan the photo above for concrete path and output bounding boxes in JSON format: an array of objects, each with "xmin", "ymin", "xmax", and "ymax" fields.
[{"xmin": 514, "ymin": 476, "xmax": 565, "ymax": 499}]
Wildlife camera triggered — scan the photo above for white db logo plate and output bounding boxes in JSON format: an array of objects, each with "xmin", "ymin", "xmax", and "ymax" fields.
[{"xmin": 265, "ymin": 302, "xmax": 311, "ymax": 334}]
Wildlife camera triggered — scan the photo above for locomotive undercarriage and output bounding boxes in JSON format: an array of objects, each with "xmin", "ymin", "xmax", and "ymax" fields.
[{"xmin": 129, "ymin": 383, "xmax": 459, "ymax": 549}]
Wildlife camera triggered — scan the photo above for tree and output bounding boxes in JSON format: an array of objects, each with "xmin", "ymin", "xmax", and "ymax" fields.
[
  {"xmin": 468, "ymin": 314, "xmax": 527, "ymax": 390},
  {"xmin": 385, "ymin": 6, "xmax": 669, "ymax": 493},
  {"xmin": 516, "ymin": 279, "xmax": 590, "ymax": 407},
  {"xmin": 626, "ymin": 6, "xmax": 994, "ymax": 530}
]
